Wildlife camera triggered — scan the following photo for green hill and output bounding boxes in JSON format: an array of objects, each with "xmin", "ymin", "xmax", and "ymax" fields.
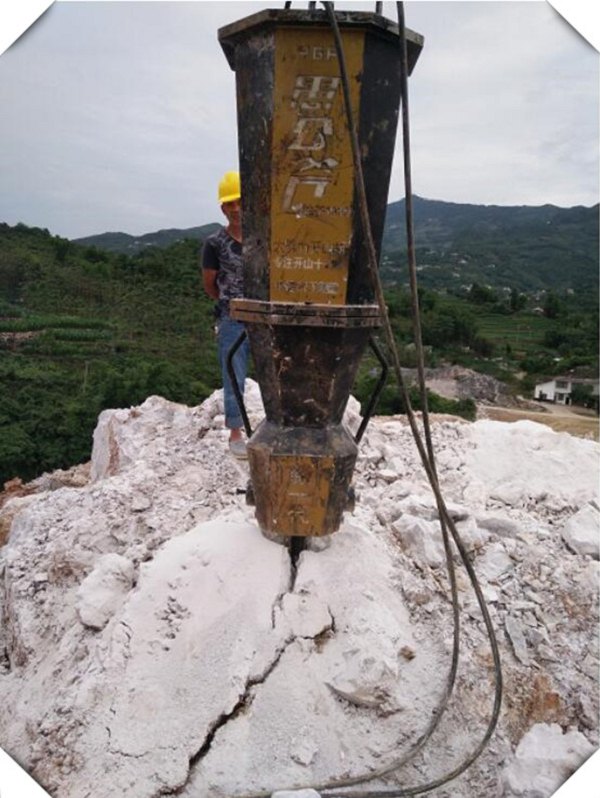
[
  {"xmin": 381, "ymin": 196, "xmax": 599, "ymax": 293},
  {"xmin": 73, "ymin": 224, "xmax": 220, "ymax": 254},
  {"xmin": 72, "ymin": 197, "xmax": 599, "ymax": 295},
  {"xmin": 0, "ymin": 223, "xmax": 220, "ymax": 485},
  {"xmin": 1, "ymin": 198, "xmax": 598, "ymax": 487}
]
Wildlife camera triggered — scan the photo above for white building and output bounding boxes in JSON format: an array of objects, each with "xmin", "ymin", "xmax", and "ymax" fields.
[{"xmin": 534, "ymin": 377, "xmax": 599, "ymax": 406}]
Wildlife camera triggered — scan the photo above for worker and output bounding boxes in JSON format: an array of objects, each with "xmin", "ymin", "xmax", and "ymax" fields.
[{"xmin": 201, "ymin": 170, "xmax": 250, "ymax": 459}]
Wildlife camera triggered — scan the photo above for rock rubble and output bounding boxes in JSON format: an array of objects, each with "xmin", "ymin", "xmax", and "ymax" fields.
[{"xmin": 0, "ymin": 381, "xmax": 597, "ymax": 798}]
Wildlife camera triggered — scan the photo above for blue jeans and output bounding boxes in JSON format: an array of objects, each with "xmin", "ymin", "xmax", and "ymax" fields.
[{"xmin": 217, "ymin": 316, "xmax": 250, "ymax": 430}]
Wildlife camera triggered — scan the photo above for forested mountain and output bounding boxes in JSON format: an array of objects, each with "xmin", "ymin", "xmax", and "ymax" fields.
[
  {"xmin": 381, "ymin": 196, "xmax": 599, "ymax": 294},
  {"xmin": 72, "ymin": 196, "xmax": 599, "ymax": 295},
  {"xmin": 73, "ymin": 223, "xmax": 220, "ymax": 254}
]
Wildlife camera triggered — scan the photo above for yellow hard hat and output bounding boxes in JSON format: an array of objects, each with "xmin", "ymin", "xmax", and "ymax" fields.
[{"xmin": 218, "ymin": 171, "xmax": 241, "ymax": 204}]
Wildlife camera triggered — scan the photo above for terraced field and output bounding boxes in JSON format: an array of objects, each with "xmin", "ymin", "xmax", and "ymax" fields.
[{"xmin": 477, "ymin": 312, "xmax": 553, "ymax": 355}]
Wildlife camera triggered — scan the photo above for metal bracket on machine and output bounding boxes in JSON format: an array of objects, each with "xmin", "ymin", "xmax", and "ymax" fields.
[{"xmin": 226, "ymin": 330, "xmax": 389, "ymax": 446}]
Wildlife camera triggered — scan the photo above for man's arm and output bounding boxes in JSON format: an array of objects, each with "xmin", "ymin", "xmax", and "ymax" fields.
[
  {"xmin": 203, "ymin": 268, "xmax": 219, "ymax": 300},
  {"xmin": 201, "ymin": 238, "xmax": 220, "ymax": 300}
]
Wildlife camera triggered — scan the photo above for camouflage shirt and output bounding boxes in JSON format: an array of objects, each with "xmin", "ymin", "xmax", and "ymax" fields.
[{"xmin": 201, "ymin": 227, "xmax": 243, "ymax": 317}]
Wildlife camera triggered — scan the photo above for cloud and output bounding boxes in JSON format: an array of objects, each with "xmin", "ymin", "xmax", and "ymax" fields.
[{"xmin": 0, "ymin": 1, "xmax": 597, "ymax": 238}]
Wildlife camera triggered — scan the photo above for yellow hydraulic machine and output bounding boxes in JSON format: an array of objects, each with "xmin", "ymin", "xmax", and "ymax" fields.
[{"xmin": 219, "ymin": 6, "xmax": 423, "ymax": 541}]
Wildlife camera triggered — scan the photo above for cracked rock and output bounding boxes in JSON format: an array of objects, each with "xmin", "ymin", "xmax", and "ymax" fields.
[{"xmin": 0, "ymin": 389, "xmax": 598, "ymax": 798}]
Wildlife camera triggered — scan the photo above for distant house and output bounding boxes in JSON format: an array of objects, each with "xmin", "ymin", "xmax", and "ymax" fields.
[{"xmin": 534, "ymin": 377, "xmax": 599, "ymax": 406}]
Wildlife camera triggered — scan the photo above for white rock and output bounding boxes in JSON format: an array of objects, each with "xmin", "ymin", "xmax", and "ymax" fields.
[
  {"xmin": 1, "ymin": 390, "xmax": 599, "ymax": 798},
  {"xmin": 279, "ymin": 592, "xmax": 332, "ymax": 640},
  {"xmin": 561, "ymin": 503, "xmax": 600, "ymax": 559},
  {"xmin": 131, "ymin": 491, "xmax": 152, "ymax": 512},
  {"xmin": 343, "ymin": 393, "xmax": 363, "ymax": 434},
  {"xmin": 76, "ymin": 553, "xmax": 135, "ymax": 630},
  {"xmin": 505, "ymin": 614, "xmax": 531, "ymax": 666},
  {"xmin": 378, "ymin": 469, "xmax": 399, "ymax": 483},
  {"xmin": 387, "ymin": 455, "xmax": 407, "ymax": 474},
  {"xmin": 468, "ymin": 419, "xmax": 599, "ymax": 509},
  {"xmin": 476, "ymin": 514, "xmax": 520, "ymax": 539},
  {"xmin": 396, "ymin": 494, "xmax": 438, "ymax": 520},
  {"xmin": 476, "ymin": 542, "xmax": 514, "ymax": 582},
  {"xmin": 490, "ymin": 481, "xmax": 545, "ymax": 507},
  {"xmin": 579, "ymin": 560, "xmax": 600, "ymax": 594},
  {"xmin": 502, "ymin": 723, "xmax": 596, "ymax": 797},
  {"xmin": 90, "ymin": 406, "xmax": 132, "ymax": 480},
  {"xmin": 454, "ymin": 516, "xmax": 490, "ymax": 551},
  {"xmin": 0, "ymin": 492, "xmax": 46, "ymax": 546},
  {"xmin": 272, "ymin": 791, "xmax": 321, "ymax": 798},
  {"xmin": 290, "ymin": 731, "xmax": 319, "ymax": 766},
  {"xmin": 390, "ymin": 514, "xmax": 446, "ymax": 568},
  {"xmin": 435, "ymin": 500, "xmax": 471, "ymax": 522},
  {"xmin": 326, "ymin": 647, "xmax": 398, "ymax": 708}
]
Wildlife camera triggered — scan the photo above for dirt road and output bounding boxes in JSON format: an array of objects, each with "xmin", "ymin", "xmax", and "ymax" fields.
[{"xmin": 477, "ymin": 402, "xmax": 599, "ymax": 441}]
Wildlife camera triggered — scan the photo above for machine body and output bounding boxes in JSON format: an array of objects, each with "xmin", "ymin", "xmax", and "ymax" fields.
[{"xmin": 219, "ymin": 9, "xmax": 423, "ymax": 539}]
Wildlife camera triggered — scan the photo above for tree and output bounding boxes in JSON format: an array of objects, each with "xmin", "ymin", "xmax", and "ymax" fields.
[
  {"xmin": 422, "ymin": 304, "xmax": 479, "ymax": 349},
  {"xmin": 467, "ymin": 282, "xmax": 497, "ymax": 305},
  {"xmin": 53, "ymin": 237, "xmax": 71, "ymax": 264},
  {"xmin": 509, "ymin": 287, "xmax": 527, "ymax": 313},
  {"xmin": 543, "ymin": 291, "xmax": 562, "ymax": 319},
  {"xmin": 570, "ymin": 383, "xmax": 597, "ymax": 411}
]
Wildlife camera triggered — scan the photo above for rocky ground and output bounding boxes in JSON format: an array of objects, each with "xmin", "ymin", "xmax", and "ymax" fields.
[
  {"xmin": 417, "ymin": 365, "xmax": 515, "ymax": 406},
  {"xmin": 0, "ymin": 382, "xmax": 598, "ymax": 798}
]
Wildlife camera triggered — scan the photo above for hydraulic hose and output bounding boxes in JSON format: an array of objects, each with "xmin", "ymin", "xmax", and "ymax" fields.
[
  {"xmin": 318, "ymin": 4, "xmax": 503, "ymax": 796},
  {"xmin": 233, "ymin": 4, "xmax": 502, "ymax": 797}
]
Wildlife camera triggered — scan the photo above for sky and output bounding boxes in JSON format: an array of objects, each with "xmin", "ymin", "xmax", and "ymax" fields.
[{"xmin": 0, "ymin": 1, "xmax": 598, "ymax": 240}]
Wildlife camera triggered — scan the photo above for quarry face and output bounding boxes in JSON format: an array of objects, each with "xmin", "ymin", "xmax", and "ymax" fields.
[{"xmin": 0, "ymin": 383, "xmax": 598, "ymax": 797}]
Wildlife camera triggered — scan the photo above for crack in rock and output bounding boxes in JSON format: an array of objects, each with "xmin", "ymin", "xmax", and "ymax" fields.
[
  {"xmin": 271, "ymin": 556, "xmax": 295, "ymax": 630},
  {"xmin": 166, "ymin": 643, "xmax": 291, "ymax": 795},
  {"xmin": 169, "ymin": 607, "xmax": 337, "ymax": 797}
]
